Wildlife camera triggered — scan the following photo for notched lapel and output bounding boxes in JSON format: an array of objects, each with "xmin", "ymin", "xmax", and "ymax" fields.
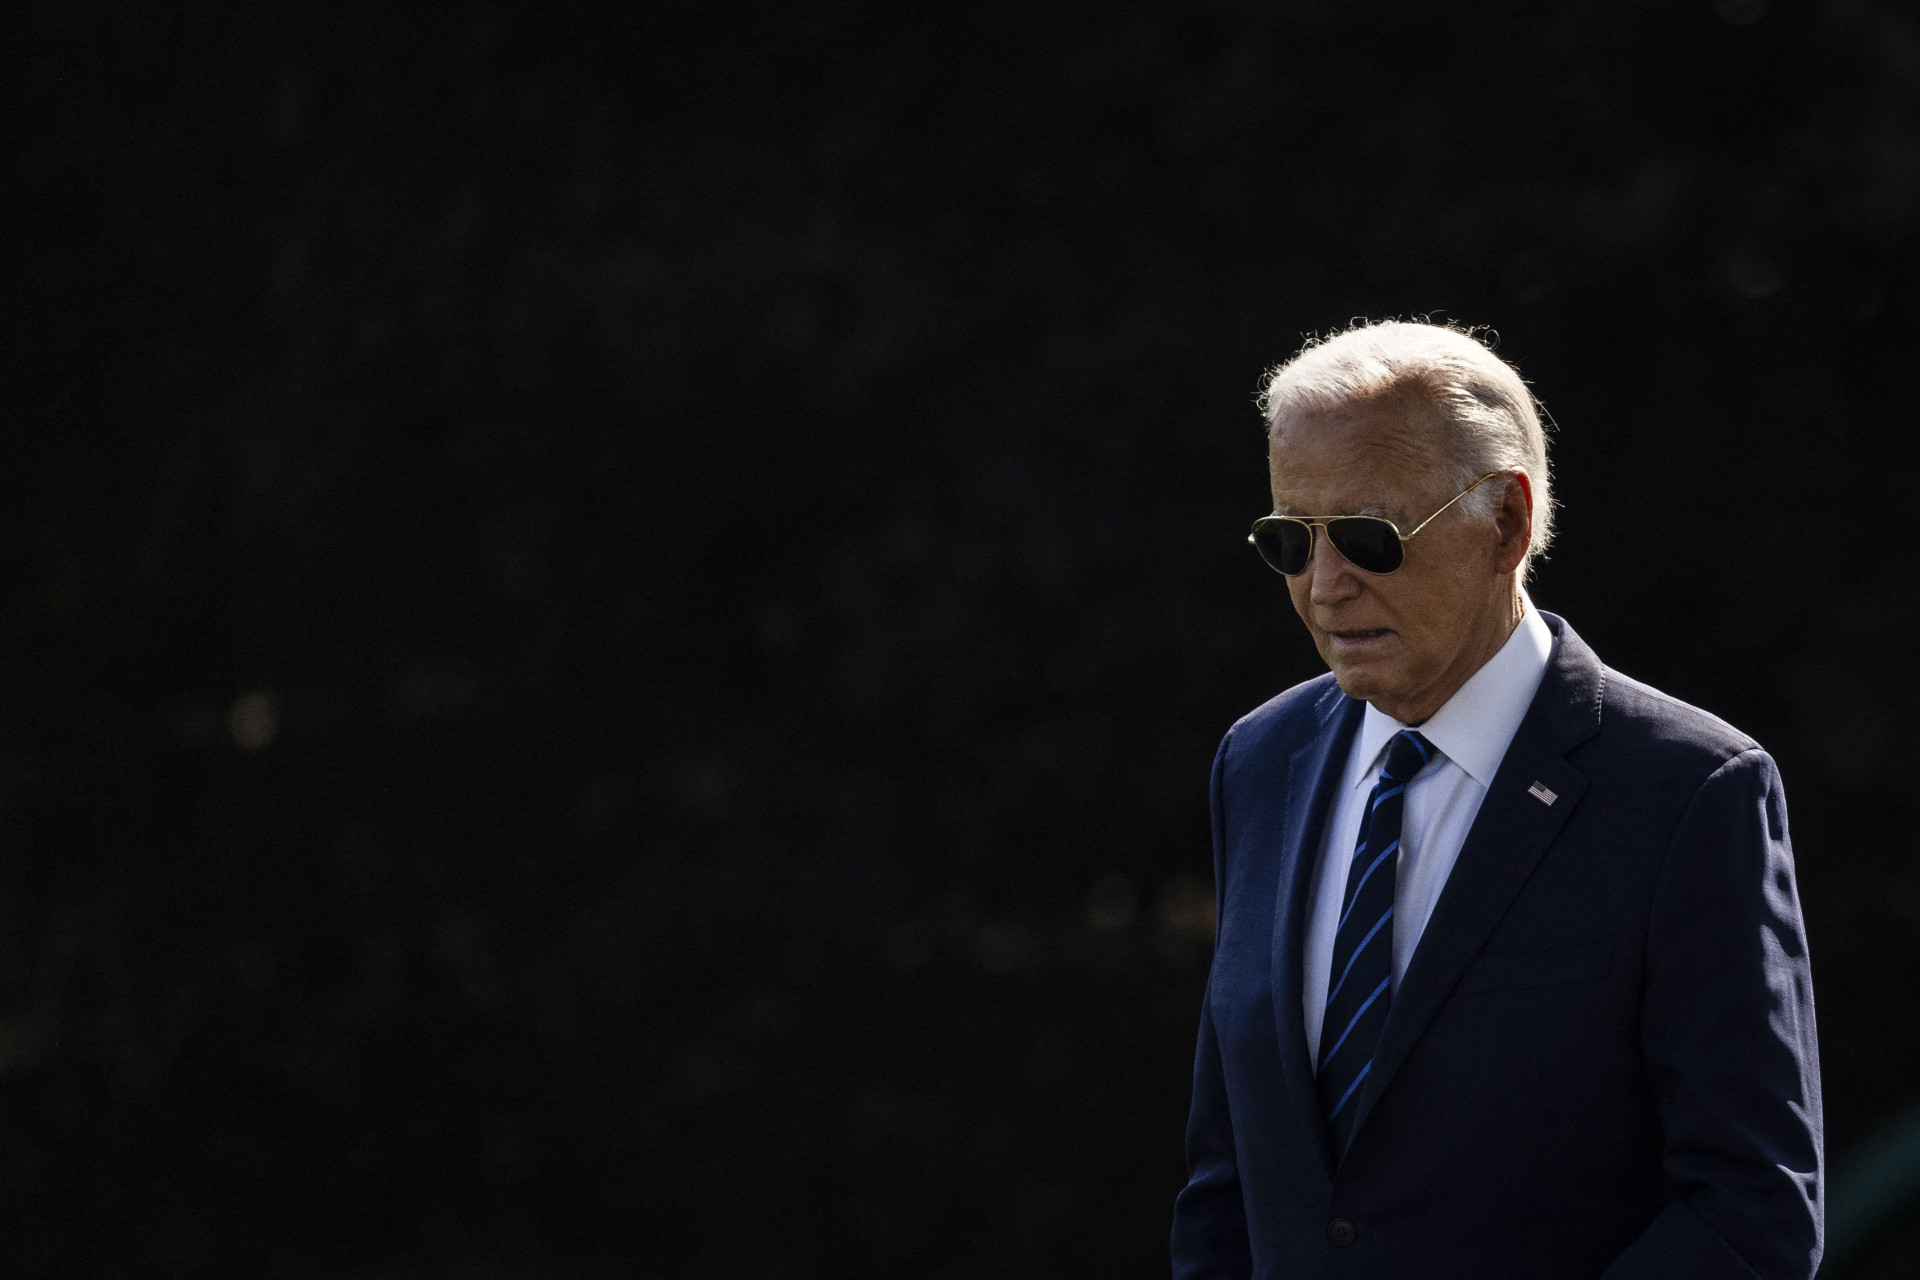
[
  {"xmin": 1344, "ymin": 614, "xmax": 1603, "ymax": 1143},
  {"xmin": 1349, "ymin": 723, "xmax": 1587, "ymax": 1137},
  {"xmin": 1268, "ymin": 688, "xmax": 1360, "ymax": 1181}
]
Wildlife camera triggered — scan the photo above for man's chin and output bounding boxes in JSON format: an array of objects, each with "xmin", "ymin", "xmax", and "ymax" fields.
[
  {"xmin": 1330, "ymin": 669, "xmax": 1379, "ymax": 701},
  {"xmin": 1324, "ymin": 653, "xmax": 1406, "ymax": 708}
]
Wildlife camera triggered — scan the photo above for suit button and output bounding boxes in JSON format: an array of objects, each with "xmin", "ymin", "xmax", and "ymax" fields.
[{"xmin": 1327, "ymin": 1218, "xmax": 1356, "ymax": 1247}]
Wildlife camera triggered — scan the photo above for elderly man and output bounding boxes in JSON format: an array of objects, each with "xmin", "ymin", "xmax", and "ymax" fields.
[{"xmin": 1171, "ymin": 322, "xmax": 1822, "ymax": 1279}]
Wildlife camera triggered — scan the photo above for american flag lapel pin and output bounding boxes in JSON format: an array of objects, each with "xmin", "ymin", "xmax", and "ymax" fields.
[{"xmin": 1528, "ymin": 781, "xmax": 1558, "ymax": 806}]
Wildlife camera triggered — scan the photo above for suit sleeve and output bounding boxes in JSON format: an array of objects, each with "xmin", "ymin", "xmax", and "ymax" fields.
[
  {"xmin": 1602, "ymin": 749, "xmax": 1823, "ymax": 1280},
  {"xmin": 1170, "ymin": 732, "xmax": 1254, "ymax": 1280}
]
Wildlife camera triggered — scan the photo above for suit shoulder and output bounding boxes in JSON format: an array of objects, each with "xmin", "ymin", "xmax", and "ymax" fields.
[
  {"xmin": 1599, "ymin": 666, "xmax": 1764, "ymax": 775},
  {"xmin": 1224, "ymin": 672, "xmax": 1344, "ymax": 756}
]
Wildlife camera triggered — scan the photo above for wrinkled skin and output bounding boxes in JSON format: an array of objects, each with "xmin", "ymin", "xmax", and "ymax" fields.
[{"xmin": 1267, "ymin": 396, "xmax": 1534, "ymax": 726}]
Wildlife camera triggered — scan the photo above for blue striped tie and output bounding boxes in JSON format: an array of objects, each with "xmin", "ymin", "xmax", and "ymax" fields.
[{"xmin": 1318, "ymin": 728, "xmax": 1433, "ymax": 1157}]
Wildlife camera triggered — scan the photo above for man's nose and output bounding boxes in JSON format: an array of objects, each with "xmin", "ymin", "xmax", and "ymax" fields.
[{"xmin": 1306, "ymin": 529, "xmax": 1361, "ymax": 604}]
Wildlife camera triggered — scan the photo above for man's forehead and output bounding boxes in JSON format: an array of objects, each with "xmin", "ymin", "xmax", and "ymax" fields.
[
  {"xmin": 1268, "ymin": 402, "xmax": 1447, "ymax": 511},
  {"xmin": 1267, "ymin": 457, "xmax": 1445, "ymax": 521},
  {"xmin": 1267, "ymin": 480, "xmax": 1408, "ymax": 519}
]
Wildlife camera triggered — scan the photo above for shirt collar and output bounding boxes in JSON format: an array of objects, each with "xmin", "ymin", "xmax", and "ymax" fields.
[{"xmin": 1350, "ymin": 605, "xmax": 1554, "ymax": 789}]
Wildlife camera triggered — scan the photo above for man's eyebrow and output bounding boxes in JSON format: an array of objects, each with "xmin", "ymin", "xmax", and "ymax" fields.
[{"xmin": 1272, "ymin": 502, "xmax": 1399, "ymax": 520}]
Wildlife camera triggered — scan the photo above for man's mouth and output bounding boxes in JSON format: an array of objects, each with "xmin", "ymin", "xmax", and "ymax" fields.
[{"xmin": 1329, "ymin": 628, "xmax": 1393, "ymax": 645}]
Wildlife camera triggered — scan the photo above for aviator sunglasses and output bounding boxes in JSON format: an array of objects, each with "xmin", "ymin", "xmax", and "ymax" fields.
[{"xmin": 1248, "ymin": 471, "xmax": 1504, "ymax": 577}]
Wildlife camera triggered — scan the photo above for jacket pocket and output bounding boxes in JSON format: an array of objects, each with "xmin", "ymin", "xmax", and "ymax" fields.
[{"xmin": 1455, "ymin": 938, "xmax": 1614, "ymax": 994}]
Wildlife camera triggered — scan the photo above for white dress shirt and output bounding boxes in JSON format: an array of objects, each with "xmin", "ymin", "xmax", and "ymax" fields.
[{"xmin": 1301, "ymin": 606, "xmax": 1553, "ymax": 1067}]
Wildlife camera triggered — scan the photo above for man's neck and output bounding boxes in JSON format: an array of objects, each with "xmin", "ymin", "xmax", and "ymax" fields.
[{"xmin": 1386, "ymin": 584, "xmax": 1529, "ymax": 727}]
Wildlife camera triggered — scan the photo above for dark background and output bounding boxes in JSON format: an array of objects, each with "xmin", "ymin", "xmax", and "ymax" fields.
[{"xmin": 9, "ymin": 0, "xmax": 1920, "ymax": 1275}]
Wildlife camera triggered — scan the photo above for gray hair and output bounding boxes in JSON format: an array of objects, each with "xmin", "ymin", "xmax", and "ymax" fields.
[{"xmin": 1258, "ymin": 320, "xmax": 1555, "ymax": 578}]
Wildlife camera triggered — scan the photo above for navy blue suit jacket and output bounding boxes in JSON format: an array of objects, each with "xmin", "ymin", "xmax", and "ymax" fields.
[{"xmin": 1172, "ymin": 614, "xmax": 1822, "ymax": 1279}]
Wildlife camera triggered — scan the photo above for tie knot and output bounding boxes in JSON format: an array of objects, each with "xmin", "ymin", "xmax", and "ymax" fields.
[{"xmin": 1381, "ymin": 730, "xmax": 1434, "ymax": 783}]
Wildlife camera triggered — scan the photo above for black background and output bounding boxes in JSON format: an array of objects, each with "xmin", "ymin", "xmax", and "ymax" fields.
[{"xmin": 9, "ymin": 0, "xmax": 1920, "ymax": 1275}]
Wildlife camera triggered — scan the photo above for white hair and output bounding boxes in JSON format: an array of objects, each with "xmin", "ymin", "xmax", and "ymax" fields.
[{"xmin": 1258, "ymin": 320, "xmax": 1555, "ymax": 578}]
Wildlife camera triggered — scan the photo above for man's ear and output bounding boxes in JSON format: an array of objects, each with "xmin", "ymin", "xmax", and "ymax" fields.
[{"xmin": 1494, "ymin": 471, "xmax": 1533, "ymax": 575}]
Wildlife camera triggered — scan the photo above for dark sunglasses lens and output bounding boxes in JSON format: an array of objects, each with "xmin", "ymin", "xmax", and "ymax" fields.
[
  {"xmin": 1251, "ymin": 520, "xmax": 1313, "ymax": 575},
  {"xmin": 1326, "ymin": 518, "xmax": 1403, "ymax": 574}
]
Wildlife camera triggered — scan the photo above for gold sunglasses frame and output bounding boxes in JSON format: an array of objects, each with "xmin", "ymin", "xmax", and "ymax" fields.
[{"xmin": 1247, "ymin": 471, "xmax": 1506, "ymax": 577}]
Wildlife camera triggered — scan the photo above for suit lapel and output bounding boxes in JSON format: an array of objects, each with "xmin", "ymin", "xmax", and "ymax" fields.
[
  {"xmin": 1269, "ymin": 686, "xmax": 1363, "ymax": 1181},
  {"xmin": 1345, "ymin": 613, "xmax": 1605, "ymax": 1142}
]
